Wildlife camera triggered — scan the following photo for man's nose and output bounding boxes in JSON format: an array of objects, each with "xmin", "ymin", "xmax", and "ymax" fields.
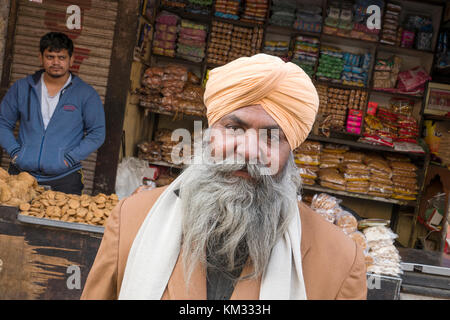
[{"xmin": 235, "ymin": 129, "xmax": 259, "ymax": 164}]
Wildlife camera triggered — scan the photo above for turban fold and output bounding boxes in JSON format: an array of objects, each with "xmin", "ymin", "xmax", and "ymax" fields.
[{"xmin": 204, "ymin": 54, "xmax": 319, "ymax": 150}]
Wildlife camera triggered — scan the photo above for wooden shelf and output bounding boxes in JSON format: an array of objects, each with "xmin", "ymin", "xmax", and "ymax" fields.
[
  {"xmin": 307, "ymin": 134, "xmax": 426, "ymax": 157},
  {"xmin": 146, "ymin": 160, "xmax": 185, "ymax": 169},
  {"xmin": 302, "ymin": 184, "xmax": 417, "ymax": 207},
  {"xmin": 370, "ymin": 89, "xmax": 424, "ymax": 100}
]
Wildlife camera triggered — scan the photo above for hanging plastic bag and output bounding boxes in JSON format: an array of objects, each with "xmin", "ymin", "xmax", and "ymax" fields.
[{"xmin": 115, "ymin": 157, "xmax": 158, "ymax": 200}]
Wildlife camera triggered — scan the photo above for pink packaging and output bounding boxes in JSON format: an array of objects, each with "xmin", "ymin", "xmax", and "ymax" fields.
[
  {"xmin": 347, "ymin": 115, "xmax": 362, "ymax": 122},
  {"xmin": 401, "ymin": 30, "xmax": 415, "ymax": 48},
  {"xmin": 397, "ymin": 67, "xmax": 432, "ymax": 92},
  {"xmin": 346, "ymin": 125, "xmax": 361, "ymax": 134},
  {"xmin": 347, "ymin": 119, "xmax": 362, "ymax": 127}
]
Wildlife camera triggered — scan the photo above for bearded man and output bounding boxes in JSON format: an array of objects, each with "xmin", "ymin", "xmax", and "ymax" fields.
[{"xmin": 81, "ymin": 54, "xmax": 367, "ymax": 300}]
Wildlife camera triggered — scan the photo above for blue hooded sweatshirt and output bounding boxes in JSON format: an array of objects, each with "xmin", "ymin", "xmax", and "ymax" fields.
[{"xmin": 0, "ymin": 69, "xmax": 105, "ymax": 182}]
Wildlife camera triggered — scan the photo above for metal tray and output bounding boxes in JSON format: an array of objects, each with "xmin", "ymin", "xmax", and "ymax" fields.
[{"xmin": 17, "ymin": 213, "xmax": 104, "ymax": 234}]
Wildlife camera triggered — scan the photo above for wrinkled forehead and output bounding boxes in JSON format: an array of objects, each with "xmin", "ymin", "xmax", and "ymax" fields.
[{"xmin": 212, "ymin": 104, "xmax": 282, "ymax": 131}]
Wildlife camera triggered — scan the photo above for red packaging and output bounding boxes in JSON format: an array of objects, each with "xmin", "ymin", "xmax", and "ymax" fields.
[
  {"xmin": 367, "ymin": 102, "xmax": 378, "ymax": 115},
  {"xmin": 349, "ymin": 109, "xmax": 363, "ymax": 117}
]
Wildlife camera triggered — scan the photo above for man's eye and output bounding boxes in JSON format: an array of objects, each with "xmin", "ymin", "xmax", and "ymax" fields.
[{"xmin": 225, "ymin": 126, "xmax": 244, "ymax": 134}]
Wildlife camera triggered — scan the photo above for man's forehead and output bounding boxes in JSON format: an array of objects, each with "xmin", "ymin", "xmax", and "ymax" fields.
[
  {"xmin": 219, "ymin": 105, "xmax": 281, "ymax": 130},
  {"xmin": 43, "ymin": 48, "xmax": 69, "ymax": 56}
]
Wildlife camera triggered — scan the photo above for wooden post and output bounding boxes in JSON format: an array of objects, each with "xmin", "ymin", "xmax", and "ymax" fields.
[
  {"xmin": 92, "ymin": 0, "xmax": 140, "ymax": 195},
  {"xmin": 0, "ymin": 0, "xmax": 19, "ymax": 164}
]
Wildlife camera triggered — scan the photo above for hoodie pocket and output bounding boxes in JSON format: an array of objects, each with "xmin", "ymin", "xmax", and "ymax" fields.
[
  {"xmin": 40, "ymin": 147, "xmax": 68, "ymax": 175},
  {"xmin": 15, "ymin": 145, "xmax": 38, "ymax": 172}
]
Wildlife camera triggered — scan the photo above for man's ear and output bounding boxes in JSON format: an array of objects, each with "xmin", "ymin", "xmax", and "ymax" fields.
[
  {"xmin": 69, "ymin": 54, "xmax": 75, "ymax": 68},
  {"xmin": 39, "ymin": 52, "xmax": 43, "ymax": 67}
]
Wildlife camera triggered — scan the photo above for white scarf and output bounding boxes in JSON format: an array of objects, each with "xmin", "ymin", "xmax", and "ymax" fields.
[{"xmin": 118, "ymin": 171, "xmax": 307, "ymax": 300}]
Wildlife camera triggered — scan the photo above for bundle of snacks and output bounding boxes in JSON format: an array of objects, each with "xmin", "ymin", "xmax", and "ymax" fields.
[
  {"xmin": 310, "ymin": 193, "xmax": 366, "ymax": 253},
  {"xmin": 323, "ymin": 1, "xmax": 353, "ymax": 36},
  {"xmin": 263, "ymin": 40, "xmax": 289, "ymax": 59},
  {"xmin": 241, "ymin": 0, "xmax": 268, "ymax": 24},
  {"xmin": 335, "ymin": 210, "xmax": 358, "ymax": 235},
  {"xmin": 20, "ymin": 191, "xmax": 119, "ymax": 226},
  {"xmin": 341, "ymin": 52, "xmax": 371, "ymax": 87},
  {"xmin": 293, "ymin": 4, "xmax": 322, "ymax": 34},
  {"xmin": 291, "ymin": 36, "xmax": 319, "ymax": 78},
  {"xmin": 153, "ymin": 11, "xmax": 180, "ymax": 57},
  {"xmin": 316, "ymin": 46, "xmax": 344, "ymax": 82},
  {"xmin": 207, "ymin": 21, "xmax": 263, "ymax": 65},
  {"xmin": 364, "ymin": 155, "xmax": 393, "ymax": 198},
  {"xmin": 186, "ymin": 0, "xmax": 213, "ymax": 15},
  {"xmin": 319, "ymin": 168, "xmax": 346, "ymax": 191},
  {"xmin": 326, "ymin": 87, "xmax": 348, "ymax": 129},
  {"xmin": 207, "ymin": 20, "xmax": 233, "ymax": 65},
  {"xmin": 0, "ymin": 169, "xmax": 40, "ymax": 207},
  {"xmin": 372, "ymin": 55, "xmax": 402, "ymax": 90},
  {"xmin": 363, "ymin": 225, "xmax": 403, "ymax": 276},
  {"xmin": 228, "ymin": 25, "xmax": 263, "ymax": 62},
  {"xmin": 294, "ymin": 140, "xmax": 322, "ymax": 185},
  {"xmin": 346, "ymin": 109, "xmax": 363, "ymax": 135},
  {"xmin": 342, "ymin": 151, "xmax": 370, "ymax": 194},
  {"xmin": 140, "ymin": 65, "xmax": 206, "ymax": 117},
  {"xmin": 390, "ymin": 161, "xmax": 419, "ymax": 201},
  {"xmin": 214, "ymin": 0, "xmax": 240, "ymax": 20},
  {"xmin": 317, "ymin": 84, "xmax": 328, "ymax": 115},
  {"xmin": 380, "ymin": 2, "xmax": 402, "ymax": 46},
  {"xmin": 310, "ymin": 193, "xmax": 342, "ymax": 223},
  {"xmin": 269, "ymin": 0, "xmax": 296, "ymax": 27},
  {"xmin": 177, "ymin": 20, "xmax": 208, "ymax": 63}
]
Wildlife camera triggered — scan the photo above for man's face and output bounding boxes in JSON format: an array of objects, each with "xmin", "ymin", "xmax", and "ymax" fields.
[
  {"xmin": 39, "ymin": 48, "xmax": 73, "ymax": 78},
  {"xmin": 209, "ymin": 104, "xmax": 291, "ymax": 178}
]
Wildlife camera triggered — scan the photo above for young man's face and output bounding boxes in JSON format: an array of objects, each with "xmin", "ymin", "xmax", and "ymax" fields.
[
  {"xmin": 39, "ymin": 48, "xmax": 74, "ymax": 78},
  {"xmin": 209, "ymin": 104, "xmax": 292, "ymax": 178}
]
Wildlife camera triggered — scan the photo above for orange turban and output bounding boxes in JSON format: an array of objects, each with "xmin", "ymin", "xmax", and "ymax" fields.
[{"xmin": 204, "ymin": 54, "xmax": 319, "ymax": 150}]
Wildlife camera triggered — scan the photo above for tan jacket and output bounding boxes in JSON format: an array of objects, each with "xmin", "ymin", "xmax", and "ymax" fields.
[{"xmin": 81, "ymin": 186, "xmax": 367, "ymax": 300}]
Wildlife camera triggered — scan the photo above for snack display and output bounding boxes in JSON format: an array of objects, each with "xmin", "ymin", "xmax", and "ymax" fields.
[
  {"xmin": 390, "ymin": 160, "xmax": 419, "ymax": 201},
  {"xmin": 360, "ymin": 98, "xmax": 420, "ymax": 149},
  {"xmin": 214, "ymin": 0, "xmax": 240, "ymax": 20},
  {"xmin": 293, "ymin": 4, "xmax": 322, "ymax": 33},
  {"xmin": 291, "ymin": 36, "xmax": 320, "ymax": 78},
  {"xmin": 316, "ymin": 85, "xmax": 367, "ymax": 132},
  {"xmin": 294, "ymin": 140, "xmax": 322, "ymax": 185},
  {"xmin": 19, "ymin": 191, "xmax": 118, "ymax": 226},
  {"xmin": 207, "ymin": 21, "xmax": 263, "ymax": 65},
  {"xmin": 316, "ymin": 46, "xmax": 344, "ymax": 82},
  {"xmin": 362, "ymin": 225, "xmax": 403, "ymax": 276},
  {"xmin": 323, "ymin": 0, "xmax": 383, "ymax": 42},
  {"xmin": 0, "ymin": 169, "xmax": 39, "ymax": 207},
  {"xmin": 372, "ymin": 55, "xmax": 402, "ymax": 90},
  {"xmin": 263, "ymin": 40, "xmax": 289, "ymax": 59},
  {"xmin": 269, "ymin": 0, "xmax": 296, "ymax": 27},
  {"xmin": 153, "ymin": 11, "xmax": 180, "ymax": 57},
  {"xmin": 185, "ymin": 0, "xmax": 213, "ymax": 15},
  {"xmin": 380, "ymin": 2, "xmax": 402, "ymax": 46},
  {"xmin": 138, "ymin": 128, "xmax": 191, "ymax": 164},
  {"xmin": 241, "ymin": 0, "xmax": 268, "ymax": 24},
  {"xmin": 139, "ymin": 65, "xmax": 206, "ymax": 118},
  {"xmin": 177, "ymin": 20, "xmax": 208, "ymax": 63}
]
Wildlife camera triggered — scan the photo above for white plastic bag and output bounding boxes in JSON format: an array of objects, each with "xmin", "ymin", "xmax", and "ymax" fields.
[{"xmin": 115, "ymin": 157, "xmax": 156, "ymax": 200}]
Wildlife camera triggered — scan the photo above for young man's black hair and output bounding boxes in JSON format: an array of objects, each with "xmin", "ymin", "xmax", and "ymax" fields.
[{"xmin": 39, "ymin": 32, "xmax": 74, "ymax": 57}]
